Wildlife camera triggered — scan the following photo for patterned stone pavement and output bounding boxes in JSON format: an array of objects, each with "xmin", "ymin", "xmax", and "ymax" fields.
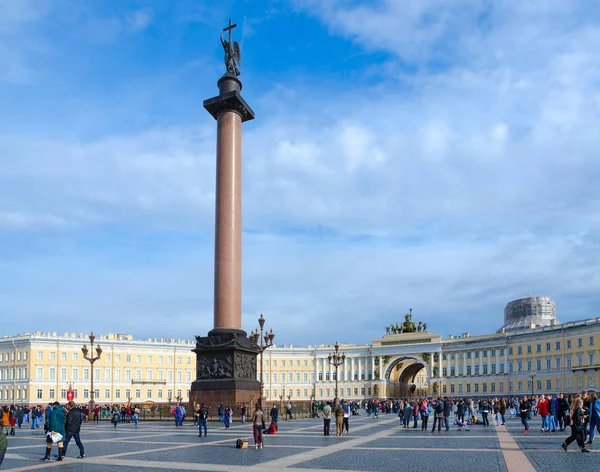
[{"xmin": 1, "ymin": 413, "xmax": 599, "ymax": 471}]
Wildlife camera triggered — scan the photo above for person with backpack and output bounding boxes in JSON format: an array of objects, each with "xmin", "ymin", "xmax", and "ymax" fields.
[
  {"xmin": 197, "ymin": 404, "xmax": 209, "ymax": 438},
  {"xmin": 431, "ymin": 399, "xmax": 444, "ymax": 433}
]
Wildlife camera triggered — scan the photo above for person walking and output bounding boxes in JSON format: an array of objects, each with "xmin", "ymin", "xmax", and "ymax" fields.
[
  {"xmin": 41, "ymin": 401, "xmax": 66, "ymax": 461},
  {"xmin": 586, "ymin": 391, "xmax": 600, "ymax": 446},
  {"xmin": 197, "ymin": 403, "xmax": 208, "ymax": 438},
  {"xmin": 520, "ymin": 396, "xmax": 531, "ymax": 434},
  {"xmin": 252, "ymin": 404, "xmax": 265, "ymax": 449},
  {"xmin": 322, "ymin": 401, "xmax": 332, "ymax": 436},
  {"xmin": 63, "ymin": 402, "xmax": 85, "ymax": 459},
  {"xmin": 562, "ymin": 397, "xmax": 590, "ymax": 453},
  {"xmin": 538, "ymin": 394, "xmax": 549, "ymax": 432}
]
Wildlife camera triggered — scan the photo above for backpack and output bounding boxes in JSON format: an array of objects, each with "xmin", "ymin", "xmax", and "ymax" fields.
[{"xmin": 435, "ymin": 402, "xmax": 444, "ymax": 414}]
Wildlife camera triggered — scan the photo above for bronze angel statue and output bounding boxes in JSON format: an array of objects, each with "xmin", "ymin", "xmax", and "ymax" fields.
[{"xmin": 221, "ymin": 26, "xmax": 241, "ymax": 76}]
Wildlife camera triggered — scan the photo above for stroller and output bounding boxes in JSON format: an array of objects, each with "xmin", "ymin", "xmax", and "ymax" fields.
[{"xmin": 455, "ymin": 417, "xmax": 470, "ymax": 431}]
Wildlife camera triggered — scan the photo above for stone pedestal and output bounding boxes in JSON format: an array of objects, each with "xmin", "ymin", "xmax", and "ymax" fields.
[
  {"xmin": 190, "ymin": 330, "xmax": 259, "ymax": 409},
  {"xmin": 191, "ymin": 73, "xmax": 257, "ymax": 410}
]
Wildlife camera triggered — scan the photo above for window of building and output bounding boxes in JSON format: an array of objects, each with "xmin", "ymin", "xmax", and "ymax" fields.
[
  {"xmin": 546, "ymin": 359, "xmax": 551, "ymax": 370},
  {"xmin": 50, "ymin": 352, "xmax": 56, "ymax": 361},
  {"xmin": 136, "ymin": 369, "xmax": 142, "ymax": 380},
  {"xmin": 536, "ymin": 344, "xmax": 541, "ymax": 353},
  {"xmin": 578, "ymin": 338, "xmax": 583, "ymax": 348},
  {"xmin": 589, "ymin": 352, "xmax": 595, "ymax": 365},
  {"xmin": 126, "ymin": 369, "xmax": 131, "ymax": 381},
  {"xmin": 450, "ymin": 353, "xmax": 455, "ymax": 360},
  {"xmin": 135, "ymin": 389, "xmax": 141, "ymax": 398},
  {"xmin": 577, "ymin": 353, "xmax": 583, "ymax": 367},
  {"xmin": 536, "ymin": 379, "xmax": 542, "ymax": 391},
  {"xmin": 491, "ymin": 364, "xmax": 496, "ymax": 374},
  {"xmin": 556, "ymin": 341, "xmax": 561, "ymax": 350},
  {"xmin": 177, "ymin": 357, "xmax": 182, "ymax": 365},
  {"xmin": 442, "ymin": 385, "xmax": 447, "ymax": 394},
  {"xmin": 483, "ymin": 350, "xmax": 488, "ymax": 358},
  {"xmin": 466, "ymin": 384, "xmax": 471, "ymax": 393},
  {"xmin": 458, "ymin": 384, "xmax": 463, "ymax": 393},
  {"xmin": 509, "ymin": 381, "xmax": 513, "ymax": 392},
  {"xmin": 491, "ymin": 383, "xmax": 495, "ymax": 392},
  {"xmin": 467, "ymin": 365, "xmax": 472, "ymax": 375},
  {"xmin": 491, "ymin": 349, "xmax": 496, "ymax": 356},
  {"xmin": 116, "ymin": 354, "xmax": 121, "ymax": 362},
  {"xmin": 115, "ymin": 389, "xmax": 121, "ymax": 399},
  {"xmin": 147, "ymin": 389, "xmax": 152, "ymax": 398},
  {"xmin": 509, "ymin": 362, "xmax": 514, "ymax": 372},
  {"xmin": 61, "ymin": 352, "xmax": 67, "ymax": 361},
  {"xmin": 450, "ymin": 367, "xmax": 455, "ymax": 376},
  {"xmin": 158, "ymin": 389, "xmax": 163, "ymax": 398},
  {"xmin": 49, "ymin": 367, "xmax": 56, "ymax": 380},
  {"xmin": 517, "ymin": 361, "xmax": 522, "ymax": 372},
  {"xmin": 590, "ymin": 336, "xmax": 595, "ymax": 346},
  {"xmin": 527, "ymin": 361, "xmax": 532, "ymax": 371},
  {"xmin": 126, "ymin": 389, "xmax": 131, "ymax": 399},
  {"xmin": 536, "ymin": 360, "xmax": 541, "ymax": 370},
  {"xmin": 527, "ymin": 345, "xmax": 532, "ymax": 354},
  {"xmin": 483, "ymin": 364, "xmax": 488, "ymax": 375},
  {"xmin": 443, "ymin": 367, "xmax": 448, "ymax": 377},
  {"xmin": 474, "ymin": 365, "xmax": 479, "ymax": 375},
  {"xmin": 556, "ymin": 358, "xmax": 561, "ymax": 369},
  {"xmin": 126, "ymin": 355, "xmax": 131, "ymax": 363},
  {"xmin": 467, "ymin": 352, "xmax": 472, "ymax": 359},
  {"xmin": 474, "ymin": 383, "xmax": 479, "ymax": 392},
  {"xmin": 105, "ymin": 354, "xmax": 110, "ymax": 362},
  {"xmin": 475, "ymin": 351, "xmax": 480, "ymax": 359},
  {"xmin": 37, "ymin": 351, "xmax": 43, "ymax": 360},
  {"xmin": 37, "ymin": 389, "xmax": 43, "ymax": 399},
  {"xmin": 105, "ymin": 389, "xmax": 110, "ymax": 399},
  {"xmin": 567, "ymin": 340, "xmax": 572, "ymax": 349},
  {"xmin": 36, "ymin": 367, "xmax": 43, "ymax": 379},
  {"xmin": 500, "ymin": 363, "xmax": 505, "ymax": 373},
  {"xmin": 517, "ymin": 381, "xmax": 522, "ymax": 392},
  {"xmin": 49, "ymin": 389, "xmax": 55, "ymax": 399},
  {"xmin": 517, "ymin": 346, "xmax": 522, "ymax": 355},
  {"xmin": 566, "ymin": 356, "xmax": 572, "ymax": 369},
  {"xmin": 509, "ymin": 347, "xmax": 513, "ymax": 355},
  {"xmin": 546, "ymin": 379, "xmax": 551, "ymax": 390},
  {"xmin": 450, "ymin": 384, "xmax": 455, "ymax": 393},
  {"xmin": 304, "ymin": 360, "xmax": 308, "ymax": 366}
]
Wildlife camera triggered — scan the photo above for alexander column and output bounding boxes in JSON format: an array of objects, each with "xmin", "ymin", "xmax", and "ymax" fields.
[{"xmin": 191, "ymin": 20, "xmax": 259, "ymax": 409}]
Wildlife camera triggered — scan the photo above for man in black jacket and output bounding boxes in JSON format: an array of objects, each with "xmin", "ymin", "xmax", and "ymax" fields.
[
  {"xmin": 557, "ymin": 393, "xmax": 569, "ymax": 432},
  {"xmin": 63, "ymin": 402, "xmax": 85, "ymax": 459}
]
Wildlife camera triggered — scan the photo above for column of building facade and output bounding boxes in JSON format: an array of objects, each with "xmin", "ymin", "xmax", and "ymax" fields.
[
  {"xmin": 454, "ymin": 351, "xmax": 459, "ymax": 377},
  {"xmin": 471, "ymin": 351, "xmax": 475, "ymax": 376},
  {"xmin": 329, "ymin": 359, "xmax": 333, "ymax": 382},
  {"xmin": 495, "ymin": 349, "xmax": 500, "ymax": 374},
  {"xmin": 479, "ymin": 351, "xmax": 483, "ymax": 375},
  {"xmin": 429, "ymin": 352, "xmax": 434, "ymax": 379},
  {"xmin": 378, "ymin": 356, "xmax": 383, "ymax": 380},
  {"xmin": 370, "ymin": 355, "xmax": 375, "ymax": 380}
]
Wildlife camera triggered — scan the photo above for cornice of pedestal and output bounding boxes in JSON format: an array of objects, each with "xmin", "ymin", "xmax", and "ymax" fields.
[{"xmin": 203, "ymin": 90, "xmax": 255, "ymax": 123}]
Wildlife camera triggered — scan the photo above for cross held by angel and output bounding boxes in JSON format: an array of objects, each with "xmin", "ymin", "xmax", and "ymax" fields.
[{"xmin": 221, "ymin": 19, "xmax": 241, "ymax": 76}]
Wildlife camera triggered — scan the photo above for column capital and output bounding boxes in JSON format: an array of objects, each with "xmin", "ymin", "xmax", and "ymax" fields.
[{"xmin": 204, "ymin": 90, "xmax": 255, "ymax": 122}]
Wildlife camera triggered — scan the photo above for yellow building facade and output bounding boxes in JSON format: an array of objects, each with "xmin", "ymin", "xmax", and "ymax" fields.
[
  {"xmin": 0, "ymin": 332, "xmax": 195, "ymax": 405},
  {"xmin": 2, "ymin": 310, "xmax": 599, "ymax": 405}
]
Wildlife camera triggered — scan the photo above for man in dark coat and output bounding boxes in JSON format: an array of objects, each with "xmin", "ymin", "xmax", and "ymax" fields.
[{"xmin": 63, "ymin": 402, "xmax": 85, "ymax": 459}]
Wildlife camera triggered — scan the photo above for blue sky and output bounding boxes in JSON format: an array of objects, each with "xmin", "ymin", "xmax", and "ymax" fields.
[{"xmin": 2, "ymin": 0, "xmax": 600, "ymax": 346}]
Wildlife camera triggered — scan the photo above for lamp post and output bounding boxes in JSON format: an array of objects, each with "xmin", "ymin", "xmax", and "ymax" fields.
[
  {"xmin": 528, "ymin": 372, "xmax": 537, "ymax": 398},
  {"xmin": 249, "ymin": 313, "xmax": 275, "ymax": 411},
  {"xmin": 328, "ymin": 342, "xmax": 345, "ymax": 404},
  {"xmin": 82, "ymin": 332, "xmax": 102, "ymax": 412}
]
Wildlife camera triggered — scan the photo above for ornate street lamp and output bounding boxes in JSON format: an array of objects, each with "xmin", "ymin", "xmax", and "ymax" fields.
[
  {"xmin": 249, "ymin": 313, "xmax": 275, "ymax": 411},
  {"xmin": 328, "ymin": 342, "xmax": 346, "ymax": 404},
  {"xmin": 82, "ymin": 332, "xmax": 102, "ymax": 412},
  {"xmin": 528, "ymin": 372, "xmax": 537, "ymax": 398}
]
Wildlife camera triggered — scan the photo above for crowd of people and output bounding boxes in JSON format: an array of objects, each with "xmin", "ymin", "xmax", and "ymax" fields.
[{"xmin": 1, "ymin": 390, "xmax": 599, "ymax": 463}]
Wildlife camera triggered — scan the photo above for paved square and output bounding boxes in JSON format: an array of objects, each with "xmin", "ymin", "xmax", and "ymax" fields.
[{"xmin": 2, "ymin": 414, "xmax": 600, "ymax": 471}]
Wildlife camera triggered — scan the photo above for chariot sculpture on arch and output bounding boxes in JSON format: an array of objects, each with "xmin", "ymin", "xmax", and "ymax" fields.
[{"xmin": 221, "ymin": 19, "xmax": 242, "ymax": 76}]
